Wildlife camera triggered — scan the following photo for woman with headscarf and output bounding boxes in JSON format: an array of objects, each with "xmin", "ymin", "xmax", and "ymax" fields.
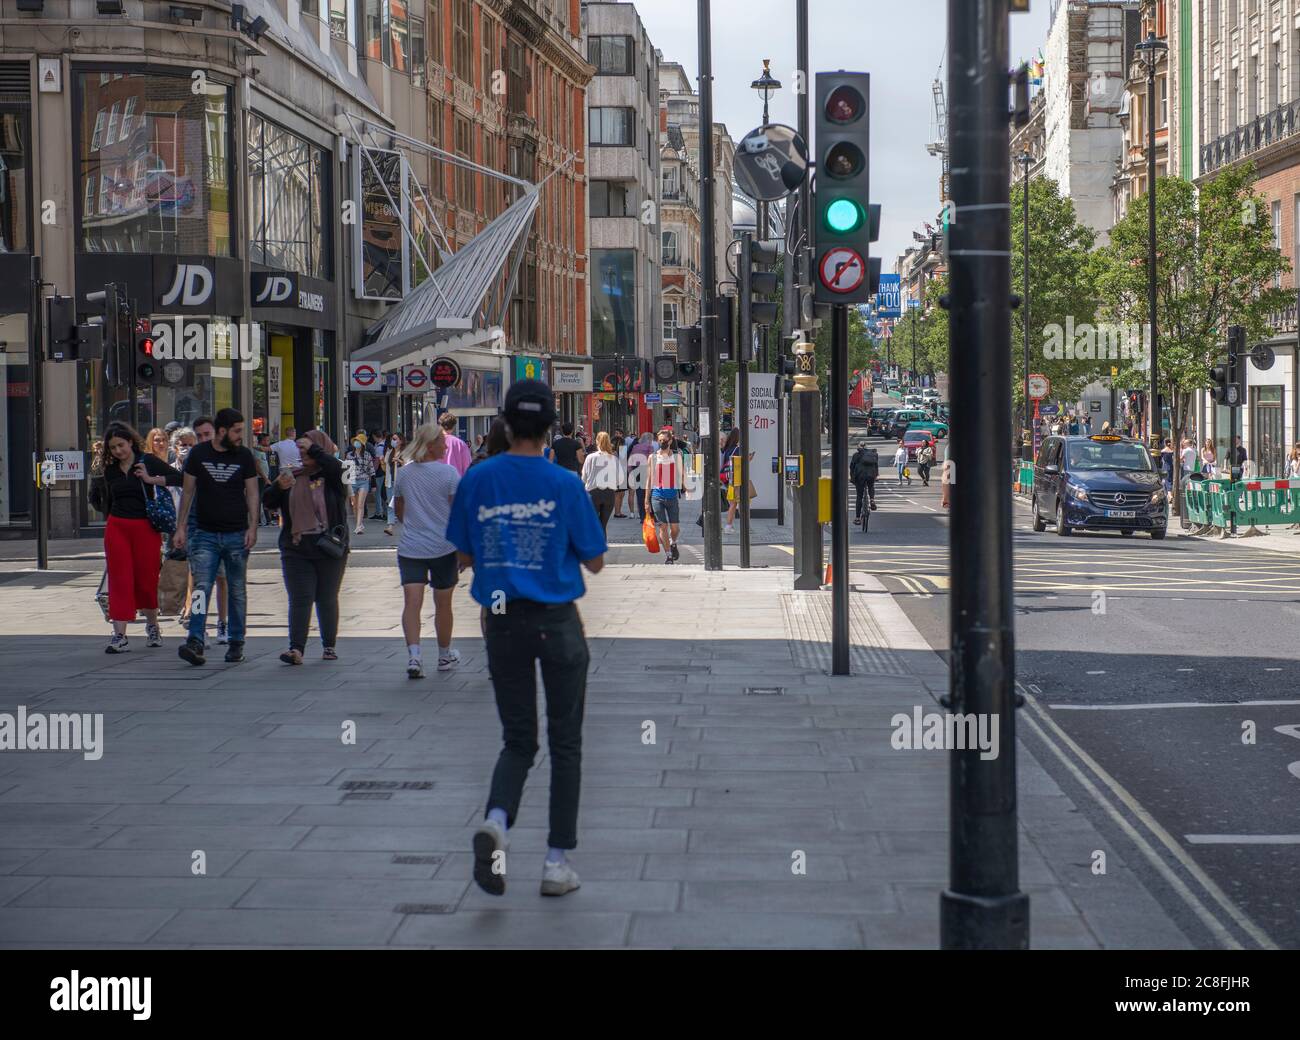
[{"xmin": 262, "ymin": 430, "xmax": 349, "ymax": 665}]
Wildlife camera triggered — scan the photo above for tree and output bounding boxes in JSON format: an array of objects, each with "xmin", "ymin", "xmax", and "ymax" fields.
[
  {"xmin": 1099, "ymin": 162, "xmax": 1290, "ymax": 493},
  {"xmin": 1010, "ymin": 176, "xmax": 1104, "ymax": 417}
]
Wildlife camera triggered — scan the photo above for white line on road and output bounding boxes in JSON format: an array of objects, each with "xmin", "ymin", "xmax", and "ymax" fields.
[
  {"xmin": 1021, "ymin": 684, "xmax": 1278, "ymax": 950},
  {"xmin": 1185, "ymin": 835, "xmax": 1300, "ymax": 845},
  {"xmin": 1048, "ymin": 698, "xmax": 1300, "ymax": 711}
]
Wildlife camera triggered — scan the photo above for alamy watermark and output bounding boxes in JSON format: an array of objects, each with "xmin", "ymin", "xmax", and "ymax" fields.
[
  {"xmin": 890, "ymin": 706, "xmax": 1000, "ymax": 760},
  {"xmin": 1042, "ymin": 317, "xmax": 1150, "ymax": 362},
  {"xmin": 150, "ymin": 317, "xmax": 262, "ymax": 371},
  {"xmin": 0, "ymin": 706, "xmax": 103, "ymax": 761}
]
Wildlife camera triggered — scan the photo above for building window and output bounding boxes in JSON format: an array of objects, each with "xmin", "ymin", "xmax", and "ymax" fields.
[
  {"xmin": 330, "ymin": 0, "xmax": 353, "ymax": 43},
  {"xmin": 590, "ymin": 180, "xmax": 633, "ymax": 217},
  {"xmin": 662, "ymin": 165, "xmax": 680, "ymax": 199},
  {"xmin": 76, "ymin": 69, "xmax": 233, "ymax": 256},
  {"xmin": 1272, "ymin": 199, "xmax": 1282, "ymax": 287},
  {"xmin": 454, "ymin": 114, "xmax": 472, "ymax": 209},
  {"xmin": 247, "ymin": 115, "xmax": 330, "ymax": 278},
  {"xmin": 589, "ymin": 107, "xmax": 634, "ymax": 146},
  {"xmin": 663, "ymin": 301, "xmax": 679, "ymax": 344},
  {"xmin": 1251, "ymin": 384, "xmax": 1284, "ymax": 479},
  {"xmin": 591, "ymin": 248, "xmax": 636, "ymax": 355},
  {"xmin": 481, "ymin": 13, "xmax": 494, "ymax": 94},
  {"xmin": 452, "ymin": 0, "xmax": 472, "ymax": 82},
  {"xmin": 661, "ymin": 229, "xmax": 679, "ymax": 265},
  {"xmin": 0, "ymin": 108, "xmax": 31, "ymax": 253},
  {"xmin": 429, "ymin": 0, "xmax": 442, "ymax": 65},
  {"xmin": 411, "ymin": 16, "xmax": 425, "ymax": 85},
  {"xmin": 587, "ymin": 35, "xmax": 633, "ymax": 76}
]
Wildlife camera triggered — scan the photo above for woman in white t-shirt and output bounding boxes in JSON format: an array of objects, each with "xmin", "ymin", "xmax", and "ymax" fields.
[{"xmin": 581, "ymin": 432, "xmax": 620, "ymax": 534}]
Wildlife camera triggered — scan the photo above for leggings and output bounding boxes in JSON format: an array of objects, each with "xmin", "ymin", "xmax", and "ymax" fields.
[
  {"xmin": 588, "ymin": 488, "xmax": 615, "ymax": 533},
  {"xmin": 280, "ymin": 550, "xmax": 347, "ymax": 652},
  {"xmin": 104, "ymin": 515, "xmax": 162, "ymax": 622}
]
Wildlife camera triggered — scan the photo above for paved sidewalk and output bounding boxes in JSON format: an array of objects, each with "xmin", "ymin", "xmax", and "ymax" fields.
[{"xmin": 0, "ymin": 538, "xmax": 1189, "ymax": 947}]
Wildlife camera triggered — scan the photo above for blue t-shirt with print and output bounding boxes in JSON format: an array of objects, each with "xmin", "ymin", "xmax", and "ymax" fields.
[{"xmin": 446, "ymin": 453, "xmax": 608, "ymax": 607}]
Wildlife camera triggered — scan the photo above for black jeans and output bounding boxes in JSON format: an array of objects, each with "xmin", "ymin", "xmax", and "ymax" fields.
[
  {"xmin": 854, "ymin": 477, "xmax": 876, "ymax": 517},
  {"xmin": 919, "ymin": 462, "xmax": 932, "ymax": 484},
  {"xmin": 589, "ymin": 488, "xmax": 615, "ymax": 533},
  {"xmin": 482, "ymin": 601, "xmax": 589, "ymax": 849},
  {"xmin": 280, "ymin": 550, "xmax": 347, "ymax": 651}
]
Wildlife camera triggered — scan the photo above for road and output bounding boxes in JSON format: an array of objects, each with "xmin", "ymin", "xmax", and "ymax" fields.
[{"xmin": 811, "ymin": 425, "xmax": 1300, "ymax": 949}]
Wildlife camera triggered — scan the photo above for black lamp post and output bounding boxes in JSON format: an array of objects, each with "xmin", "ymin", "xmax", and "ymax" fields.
[
  {"xmin": 1135, "ymin": 31, "xmax": 1168, "ymax": 446},
  {"xmin": 1018, "ymin": 149, "xmax": 1032, "ymax": 460}
]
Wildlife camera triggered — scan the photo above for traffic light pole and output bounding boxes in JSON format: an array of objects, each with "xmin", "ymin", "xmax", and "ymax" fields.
[
  {"xmin": 830, "ymin": 304, "xmax": 850, "ymax": 674},
  {"xmin": 697, "ymin": 0, "xmax": 722, "ymax": 570},
  {"xmin": 941, "ymin": 0, "xmax": 1029, "ymax": 950},
  {"xmin": 792, "ymin": 341, "xmax": 822, "ymax": 590},
  {"xmin": 790, "ymin": 0, "xmax": 811, "ymax": 575},
  {"xmin": 738, "ymin": 232, "xmax": 754, "ymax": 569},
  {"xmin": 30, "ymin": 256, "xmax": 48, "ymax": 571}
]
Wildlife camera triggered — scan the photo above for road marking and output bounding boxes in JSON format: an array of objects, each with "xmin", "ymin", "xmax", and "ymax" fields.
[
  {"xmin": 772, "ymin": 545, "xmax": 794, "ymax": 556},
  {"xmin": 1021, "ymin": 684, "xmax": 1278, "ymax": 950},
  {"xmin": 1048, "ymin": 698, "xmax": 1300, "ymax": 711},
  {"xmin": 1185, "ymin": 835, "xmax": 1300, "ymax": 845},
  {"xmin": 1176, "ymin": 668, "xmax": 1195, "ymax": 672},
  {"xmin": 1264, "ymin": 667, "xmax": 1283, "ymax": 672},
  {"xmin": 1085, "ymin": 670, "xmax": 1106, "ymax": 675}
]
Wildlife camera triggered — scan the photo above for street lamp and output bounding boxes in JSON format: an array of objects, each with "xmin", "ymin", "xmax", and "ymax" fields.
[
  {"xmin": 1135, "ymin": 31, "xmax": 1168, "ymax": 447},
  {"xmin": 1018, "ymin": 149, "xmax": 1032, "ymax": 460},
  {"xmin": 750, "ymin": 58, "xmax": 781, "ymax": 126}
]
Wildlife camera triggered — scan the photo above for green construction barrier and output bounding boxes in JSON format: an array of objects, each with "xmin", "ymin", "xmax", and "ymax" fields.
[
  {"xmin": 1016, "ymin": 462, "xmax": 1033, "ymax": 493},
  {"xmin": 1234, "ymin": 480, "xmax": 1300, "ymax": 526},
  {"xmin": 1182, "ymin": 483, "xmax": 1211, "ymax": 526}
]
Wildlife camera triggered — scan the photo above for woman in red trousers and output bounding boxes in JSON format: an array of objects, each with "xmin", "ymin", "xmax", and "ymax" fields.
[{"xmin": 91, "ymin": 422, "xmax": 182, "ymax": 653}]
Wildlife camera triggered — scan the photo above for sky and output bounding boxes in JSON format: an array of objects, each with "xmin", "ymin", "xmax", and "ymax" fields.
[{"xmin": 633, "ymin": 0, "xmax": 1054, "ymax": 273}]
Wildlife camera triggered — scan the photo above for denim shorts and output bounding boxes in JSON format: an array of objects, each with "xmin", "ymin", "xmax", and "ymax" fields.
[{"xmin": 651, "ymin": 495, "xmax": 680, "ymax": 524}]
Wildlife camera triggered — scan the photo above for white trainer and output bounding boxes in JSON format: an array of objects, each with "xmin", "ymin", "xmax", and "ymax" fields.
[{"xmin": 540, "ymin": 859, "xmax": 581, "ymax": 897}]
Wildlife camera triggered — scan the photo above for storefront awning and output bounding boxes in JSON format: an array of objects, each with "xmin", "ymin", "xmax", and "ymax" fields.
[{"xmin": 353, "ymin": 189, "xmax": 540, "ymax": 369}]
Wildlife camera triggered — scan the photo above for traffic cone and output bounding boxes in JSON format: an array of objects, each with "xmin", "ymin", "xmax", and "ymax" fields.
[{"xmin": 823, "ymin": 563, "xmax": 833, "ymax": 585}]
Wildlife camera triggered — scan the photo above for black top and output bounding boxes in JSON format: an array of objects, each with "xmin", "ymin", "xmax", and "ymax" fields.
[
  {"xmin": 96, "ymin": 454, "xmax": 182, "ymax": 520},
  {"xmin": 261, "ymin": 446, "xmax": 349, "ymax": 558},
  {"xmin": 550, "ymin": 436, "xmax": 582, "ymax": 472},
  {"xmin": 183, "ymin": 441, "xmax": 259, "ymax": 533}
]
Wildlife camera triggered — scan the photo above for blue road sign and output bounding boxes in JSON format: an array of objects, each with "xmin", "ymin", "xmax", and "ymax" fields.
[{"xmin": 876, "ymin": 273, "xmax": 901, "ymax": 318}]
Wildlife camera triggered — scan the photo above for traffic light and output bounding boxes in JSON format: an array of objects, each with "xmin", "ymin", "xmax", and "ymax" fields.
[
  {"xmin": 716, "ymin": 295, "xmax": 734, "ymax": 363},
  {"xmin": 135, "ymin": 319, "xmax": 163, "ymax": 386},
  {"xmin": 45, "ymin": 296, "xmax": 77, "ymax": 362},
  {"xmin": 743, "ymin": 235, "xmax": 780, "ymax": 328},
  {"xmin": 85, "ymin": 284, "xmax": 128, "ymax": 383},
  {"xmin": 778, "ymin": 353, "xmax": 796, "ymax": 395},
  {"xmin": 1212, "ymin": 325, "xmax": 1243, "ymax": 406},
  {"xmin": 653, "ymin": 354, "xmax": 678, "ymax": 385},
  {"xmin": 675, "ymin": 325, "xmax": 702, "ymax": 383},
  {"xmin": 813, "ymin": 72, "xmax": 876, "ymax": 304}
]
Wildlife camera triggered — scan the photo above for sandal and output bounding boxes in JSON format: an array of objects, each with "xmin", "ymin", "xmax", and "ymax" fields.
[
  {"xmin": 279, "ymin": 649, "xmax": 304, "ymax": 666},
  {"xmin": 322, "ymin": 647, "xmax": 338, "ymax": 661}
]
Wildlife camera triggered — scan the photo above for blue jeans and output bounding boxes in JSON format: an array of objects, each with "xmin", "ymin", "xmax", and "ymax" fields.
[
  {"xmin": 187, "ymin": 529, "xmax": 249, "ymax": 645},
  {"xmin": 373, "ymin": 474, "xmax": 386, "ymax": 514}
]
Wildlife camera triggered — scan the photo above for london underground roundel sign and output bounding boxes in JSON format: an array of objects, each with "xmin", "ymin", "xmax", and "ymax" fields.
[
  {"xmin": 404, "ymin": 366, "xmax": 429, "ymax": 391},
  {"xmin": 352, "ymin": 363, "xmax": 378, "ymax": 389},
  {"xmin": 818, "ymin": 247, "xmax": 865, "ymax": 294}
]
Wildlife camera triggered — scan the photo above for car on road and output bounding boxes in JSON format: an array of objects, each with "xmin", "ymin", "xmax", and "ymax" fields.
[
  {"xmin": 849, "ymin": 406, "xmax": 870, "ymax": 427},
  {"xmin": 922, "ymin": 388, "xmax": 940, "ymax": 402},
  {"xmin": 906, "ymin": 419, "xmax": 948, "ymax": 439},
  {"xmin": 901, "ymin": 428, "xmax": 937, "ymax": 462},
  {"xmin": 903, "ymin": 395, "xmax": 925, "ymax": 409},
  {"xmin": 868, "ymin": 406, "xmax": 895, "ymax": 436},
  {"xmin": 1031, "ymin": 434, "xmax": 1168, "ymax": 539},
  {"xmin": 888, "ymin": 409, "xmax": 931, "ymax": 439}
]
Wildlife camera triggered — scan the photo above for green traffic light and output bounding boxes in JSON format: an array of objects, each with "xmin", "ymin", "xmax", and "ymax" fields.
[{"xmin": 825, "ymin": 198, "xmax": 864, "ymax": 233}]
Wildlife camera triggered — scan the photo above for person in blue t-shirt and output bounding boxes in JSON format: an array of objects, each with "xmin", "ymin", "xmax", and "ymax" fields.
[{"xmin": 446, "ymin": 378, "xmax": 606, "ymax": 900}]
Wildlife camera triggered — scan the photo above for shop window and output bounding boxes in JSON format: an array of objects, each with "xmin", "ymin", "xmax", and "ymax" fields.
[
  {"xmin": 0, "ymin": 312, "xmax": 32, "ymax": 528},
  {"xmin": 76, "ymin": 70, "xmax": 233, "ymax": 256},
  {"xmin": 247, "ymin": 114, "xmax": 330, "ymax": 278},
  {"xmin": 0, "ymin": 108, "xmax": 31, "ymax": 252},
  {"xmin": 591, "ymin": 248, "xmax": 636, "ymax": 355}
]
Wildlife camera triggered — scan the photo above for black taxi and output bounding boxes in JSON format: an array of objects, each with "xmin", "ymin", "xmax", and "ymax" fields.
[{"xmin": 1031, "ymin": 434, "xmax": 1168, "ymax": 539}]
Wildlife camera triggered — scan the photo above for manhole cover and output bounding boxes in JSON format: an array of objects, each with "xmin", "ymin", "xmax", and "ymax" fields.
[
  {"xmin": 744, "ymin": 686, "xmax": 785, "ymax": 696},
  {"xmin": 391, "ymin": 854, "xmax": 443, "ymax": 865}
]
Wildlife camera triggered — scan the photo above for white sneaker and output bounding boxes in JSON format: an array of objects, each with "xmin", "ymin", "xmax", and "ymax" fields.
[
  {"xmin": 146, "ymin": 623, "xmax": 163, "ymax": 648},
  {"xmin": 217, "ymin": 621, "xmax": 229, "ymax": 645},
  {"xmin": 407, "ymin": 656, "xmax": 424, "ymax": 679},
  {"xmin": 437, "ymin": 648, "xmax": 461, "ymax": 672},
  {"xmin": 472, "ymin": 818, "xmax": 509, "ymax": 896},
  {"xmin": 540, "ymin": 859, "xmax": 581, "ymax": 897},
  {"xmin": 724, "ymin": 524, "xmax": 735, "ymax": 533},
  {"xmin": 105, "ymin": 632, "xmax": 130, "ymax": 654}
]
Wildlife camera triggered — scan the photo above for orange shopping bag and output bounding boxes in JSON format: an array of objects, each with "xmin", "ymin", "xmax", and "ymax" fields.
[{"xmin": 642, "ymin": 511, "xmax": 660, "ymax": 554}]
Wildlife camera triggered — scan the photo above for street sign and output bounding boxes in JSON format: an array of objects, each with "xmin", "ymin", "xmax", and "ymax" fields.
[
  {"xmin": 875, "ymin": 273, "xmax": 901, "ymax": 318},
  {"xmin": 734, "ymin": 123, "xmax": 809, "ymax": 202},
  {"xmin": 348, "ymin": 362, "xmax": 381, "ymax": 392},
  {"xmin": 402, "ymin": 365, "xmax": 430, "ymax": 392},
  {"xmin": 429, "ymin": 356, "xmax": 461, "ymax": 390},
  {"xmin": 1026, "ymin": 373, "xmax": 1050, "ymax": 400},
  {"xmin": 1225, "ymin": 383, "xmax": 1241, "ymax": 407},
  {"xmin": 644, "ymin": 392, "xmax": 661, "ymax": 404},
  {"xmin": 1250, "ymin": 342, "xmax": 1275, "ymax": 371},
  {"xmin": 660, "ymin": 389, "xmax": 683, "ymax": 406},
  {"xmin": 43, "ymin": 450, "xmax": 85, "ymax": 482},
  {"xmin": 1038, "ymin": 402, "xmax": 1059, "ymax": 416},
  {"xmin": 818, "ymin": 247, "xmax": 866, "ymax": 295}
]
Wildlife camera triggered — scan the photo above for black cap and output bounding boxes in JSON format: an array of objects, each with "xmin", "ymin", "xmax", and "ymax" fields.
[{"xmin": 503, "ymin": 378, "xmax": 557, "ymax": 425}]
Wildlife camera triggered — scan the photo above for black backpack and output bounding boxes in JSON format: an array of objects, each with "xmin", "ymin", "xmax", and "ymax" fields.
[{"xmin": 851, "ymin": 447, "xmax": 879, "ymax": 482}]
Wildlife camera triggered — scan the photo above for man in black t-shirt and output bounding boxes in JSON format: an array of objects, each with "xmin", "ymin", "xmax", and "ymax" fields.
[
  {"xmin": 174, "ymin": 408, "xmax": 260, "ymax": 665},
  {"xmin": 549, "ymin": 422, "xmax": 585, "ymax": 474}
]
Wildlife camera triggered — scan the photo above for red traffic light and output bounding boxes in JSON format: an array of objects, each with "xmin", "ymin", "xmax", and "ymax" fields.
[
  {"xmin": 825, "ymin": 85, "xmax": 865, "ymax": 124},
  {"xmin": 138, "ymin": 336, "xmax": 155, "ymax": 357}
]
